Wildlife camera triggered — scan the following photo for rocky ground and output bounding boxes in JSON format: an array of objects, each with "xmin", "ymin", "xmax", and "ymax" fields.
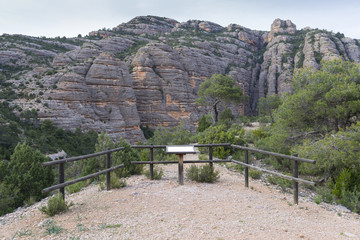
[{"xmin": 1, "ymin": 154, "xmax": 360, "ymax": 240}]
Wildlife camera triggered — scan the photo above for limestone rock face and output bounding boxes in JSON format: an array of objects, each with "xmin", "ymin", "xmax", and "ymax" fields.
[
  {"xmin": 2, "ymin": 16, "xmax": 360, "ymax": 143},
  {"xmin": 268, "ymin": 19, "xmax": 296, "ymax": 41},
  {"xmin": 44, "ymin": 52, "xmax": 144, "ymax": 142}
]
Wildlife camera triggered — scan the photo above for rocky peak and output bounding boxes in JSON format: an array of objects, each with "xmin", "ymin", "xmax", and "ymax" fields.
[
  {"xmin": 268, "ymin": 18, "xmax": 296, "ymax": 41},
  {"xmin": 173, "ymin": 20, "xmax": 223, "ymax": 33},
  {"xmin": 112, "ymin": 16, "xmax": 178, "ymax": 35}
]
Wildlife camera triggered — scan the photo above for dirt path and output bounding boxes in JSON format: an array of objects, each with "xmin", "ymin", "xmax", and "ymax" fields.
[{"xmin": 1, "ymin": 154, "xmax": 359, "ymax": 240}]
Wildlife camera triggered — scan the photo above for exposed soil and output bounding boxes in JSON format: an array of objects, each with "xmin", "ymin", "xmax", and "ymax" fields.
[{"xmin": 1, "ymin": 154, "xmax": 359, "ymax": 240}]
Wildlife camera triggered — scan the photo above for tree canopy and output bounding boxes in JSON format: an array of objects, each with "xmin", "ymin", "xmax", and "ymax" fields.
[
  {"xmin": 260, "ymin": 60, "xmax": 360, "ymax": 154},
  {"xmin": 196, "ymin": 74, "xmax": 247, "ymax": 122}
]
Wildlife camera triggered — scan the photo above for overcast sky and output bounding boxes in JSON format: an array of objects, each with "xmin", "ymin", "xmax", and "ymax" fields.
[{"xmin": 1, "ymin": 0, "xmax": 359, "ymax": 39}]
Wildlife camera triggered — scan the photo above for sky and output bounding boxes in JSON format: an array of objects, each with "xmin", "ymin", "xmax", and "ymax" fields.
[{"xmin": 0, "ymin": 0, "xmax": 359, "ymax": 39}]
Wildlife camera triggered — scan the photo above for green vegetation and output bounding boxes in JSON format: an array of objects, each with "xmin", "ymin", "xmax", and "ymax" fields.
[
  {"xmin": 186, "ymin": 165, "xmax": 220, "ymax": 183},
  {"xmin": 255, "ymin": 60, "xmax": 360, "ymax": 212},
  {"xmin": 257, "ymin": 95, "xmax": 281, "ymax": 122},
  {"xmin": 249, "ymin": 169, "xmax": 263, "ymax": 179},
  {"xmin": 82, "ymin": 133, "xmax": 143, "ymax": 178},
  {"xmin": 98, "ymin": 172, "xmax": 127, "ymax": 190},
  {"xmin": 39, "ymin": 193, "xmax": 69, "ymax": 216},
  {"xmin": 196, "ymin": 74, "xmax": 247, "ymax": 122},
  {"xmin": 144, "ymin": 167, "xmax": 164, "ymax": 180},
  {"xmin": 197, "ymin": 114, "xmax": 213, "ymax": 133},
  {"xmin": 6, "ymin": 143, "xmax": 54, "ymax": 206},
  {"xmin": 42, "ymin": 219, "xmax": 64, "ymax": 235},
  {"xmin": 115, "ymin": 40, "xmax": 148, "ymax": 60},
  {"xmin": 195, "ymin": 124, "xmax": 245, "ymax": 159}
]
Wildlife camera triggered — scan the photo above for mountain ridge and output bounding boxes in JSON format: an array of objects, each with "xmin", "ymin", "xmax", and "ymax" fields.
[{"xmin": 1, "ymin": 16, "xmax": 359, "ymax": 143}]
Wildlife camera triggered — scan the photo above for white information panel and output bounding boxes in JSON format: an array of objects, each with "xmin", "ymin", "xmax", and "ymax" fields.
[{"xmin": 166, "ymin": 145, "xmax": 196, "ymax": 154}]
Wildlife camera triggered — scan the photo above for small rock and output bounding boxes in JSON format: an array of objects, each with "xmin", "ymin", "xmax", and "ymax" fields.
[{"xmin": 343, "ymin": 232, "xmax": 357, "ymax": 238}]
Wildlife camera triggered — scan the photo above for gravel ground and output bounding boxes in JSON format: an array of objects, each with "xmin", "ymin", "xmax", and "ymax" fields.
[{"xmin": 1, "ymin": 154, "xmax": 360, "ymax": 240}]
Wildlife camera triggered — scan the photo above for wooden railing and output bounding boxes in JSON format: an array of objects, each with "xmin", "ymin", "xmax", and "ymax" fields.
[
  {"xmin": 42, "ymin": 147, "xmax": 125, "ymax": 199},
  {"xmin": 231, "ymin": 144, "xmax": 316, "ymax": 204},
  {"xmin": 42, "ymin": 143, "xmax": 316, "ymax": 204},
  {"xmin": 42, "ymin": 144, "xmax": 231, "ymax": 199}
]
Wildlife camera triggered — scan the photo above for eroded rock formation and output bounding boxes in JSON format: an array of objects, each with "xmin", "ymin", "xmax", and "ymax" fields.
[{"xmin": 1, "ymin": 16, "xmax": 360, "ymax": 142}]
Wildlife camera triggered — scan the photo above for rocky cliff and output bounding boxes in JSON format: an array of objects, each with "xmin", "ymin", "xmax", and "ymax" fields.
[{"xmin": 1, "ymin": 16, "xmax": 360, "ymax": 143}]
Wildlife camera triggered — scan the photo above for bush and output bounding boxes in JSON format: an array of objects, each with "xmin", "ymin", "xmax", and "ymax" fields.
[
  {"xmin": 218, "ymin": 108, "xmax": 235, "ymax": 128},
  {"xmin": 266, "ymin": 175, "xmax": 292, "ymax": 192},
  {"xmin": 197, "ymin": 114, "xmax": 212, "ymax": 133},
  {"xmin": 39, "ymin": 193, "xmax": 69, "ymax": 216},
  {"xmin": 98, "ymin": 172, "xmax": 127, "ymax": 190},
  {"xmin": 186, "ymin": 165, "xmax": 220, "ymax": 183},
  {"xmin": 339, "ymin": 188, "xmax": 360, "ymax": 213},
  {"xmin": 8, "ymin": 143, "xmax": 54, "ymax": 206},
  {"xmin": 82, "ymin": 134, "xmax": 142, "ymax": 178},
  {"xmin": 316, "ymin": 185, "xmax": 334, "ymax": 204},
  {"xmin": 225, "ymin": 163, "xmax": 244, "ymax": 173},
  {"xmin": 195, "ymin": 124, "xmax": 245, "ymax": 159},
  {"xmin": 249, "ymin": 169, "xmax": 263, "ymax": 179},
  {"xmin": 0, "ymin": 182, "xmax": 19, "ymax": 215},
  {"xmin": 65, "ymin": 179, "xmax": 91, "ymax": 194},
  {"xmin": 144, "ymin": 167, "xmax": 163, "ymax": 180},
  {"xmin": 140, "ymin": 125, "xmax": 154, "ymax": 139}
]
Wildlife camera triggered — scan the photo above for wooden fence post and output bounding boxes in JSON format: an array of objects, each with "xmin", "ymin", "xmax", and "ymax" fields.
[
  {"xmin": 178, "ymin": 154, "xmax": 184, "ymax": 185},
  {"xmin": 150, "ymin": 145, "xmax": 154, "ymax": 180},
  {"xmin": 245, "ymin": 146, "xmax": 249, "ymax": 188},
  {"xmin": 209, "ymin": 146, "xmax": 213, "ymax": 168},
  {"xmin": 106, "ymin": 149, "xmax": 111, "ymax": 191},
  {"xmin": 293, "ymin": 154, "xmax": 299, "ymax": 205},
  {"xmin": 59, "ymin": 163, "xmax": 65, "ymax": 199}
]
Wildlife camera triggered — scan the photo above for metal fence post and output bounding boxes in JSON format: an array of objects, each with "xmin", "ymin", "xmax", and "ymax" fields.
[
  {"xmin": 59, "ymin": 163, "xmax": 65, "ymax": 200},
  {"xmin": 106, "ymin": 149, "xmax": 111, "ymax": 191},
  {"xmin": 293, "ymin": 154, "xmax": 299, "ymax": 205},
  {"xmin": 150, "ymin": 145, "xmax": 154, "ymax": 180}
]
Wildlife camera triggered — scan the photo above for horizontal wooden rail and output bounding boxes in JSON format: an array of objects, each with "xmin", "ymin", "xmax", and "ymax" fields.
[
  {"xmin": 131, "ymin": 159, "xmax": 231, "ymax": 165},
  {"xmin": 42, "ymin": 164, "xmax": 124, "ymax": 193},
  {"xmin": 130, "ymin": 144, "xmax": 231, "ymax": 149},
  {"xmin": 231, "ymin": 144, "xmax": 315, "ymax": 164},
  {"xmin": 43, "ymin": 147, "xmax": 125, "ymax": 166},
  {"xmin": 131, "ymin": 145, "xmax": 167, "ymax": 149},
  {"xmin": 193, "ymin": 143, "xmax": 231, "ymax": 147},
  {"xmin": 231, "ymin": 160, "xmax": 316, "ymax": 186}
]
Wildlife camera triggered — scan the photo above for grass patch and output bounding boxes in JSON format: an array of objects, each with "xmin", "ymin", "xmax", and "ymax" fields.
[{"xmin": 101, "ymin": 223, "xmax": 122, "ymax": 229}]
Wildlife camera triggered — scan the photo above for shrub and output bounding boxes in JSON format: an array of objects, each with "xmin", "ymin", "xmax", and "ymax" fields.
[
  {"xmin": 266, "ymin": 175, "xmax": 292, "ymax": 192},
  {"xmin": 144, "ymin": 167, "xmax": 163, "ymax": 180},
  {"xmin": 140, "ymin": 125, "xmax": 154, "ymax": 139},
  {"xmin": 218, "ymin": 108, "xmax": 235, "ymax": 128},
  {"xmin": 8, "ymin": 143, "xmax": 54, "ymax": 206},
  {"xmin": 65, "ymin": 179, "xmax": 91, "ymax": 194},
  {"xmin": 39, "ymin": 193, "xmax": 69, "ymax": 216},
  {"xmin": 225, "ymin": 163, "xmax": 244, "ymax": 173},
  {"xmin": 186, "ymin": 165, "xmax": 220, "ymax": 183},
  {"xmin": 195, "ymin": 124, "xmax": 245, "ymax": 159},
  {"xmin": 197, "ymin": 114, "xmax": 212, "ymax": 133},
  {"xmin": 339, "ymin": 188, "xmax": 360, "ymax": 213},
  {"xmin": 249, "ymin": 169, "xmax": 263, "ymax": 179},
  {"xmin": 316, "ymin": 185, "xmax": 334, "ymax": 204},
  {"xmin": 0, "ymin": 182, "xmax": 19, "ymax": 215},
  {"xmin": 98, "ymin": 172, "xmax": 126, "ymax": 190}
]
